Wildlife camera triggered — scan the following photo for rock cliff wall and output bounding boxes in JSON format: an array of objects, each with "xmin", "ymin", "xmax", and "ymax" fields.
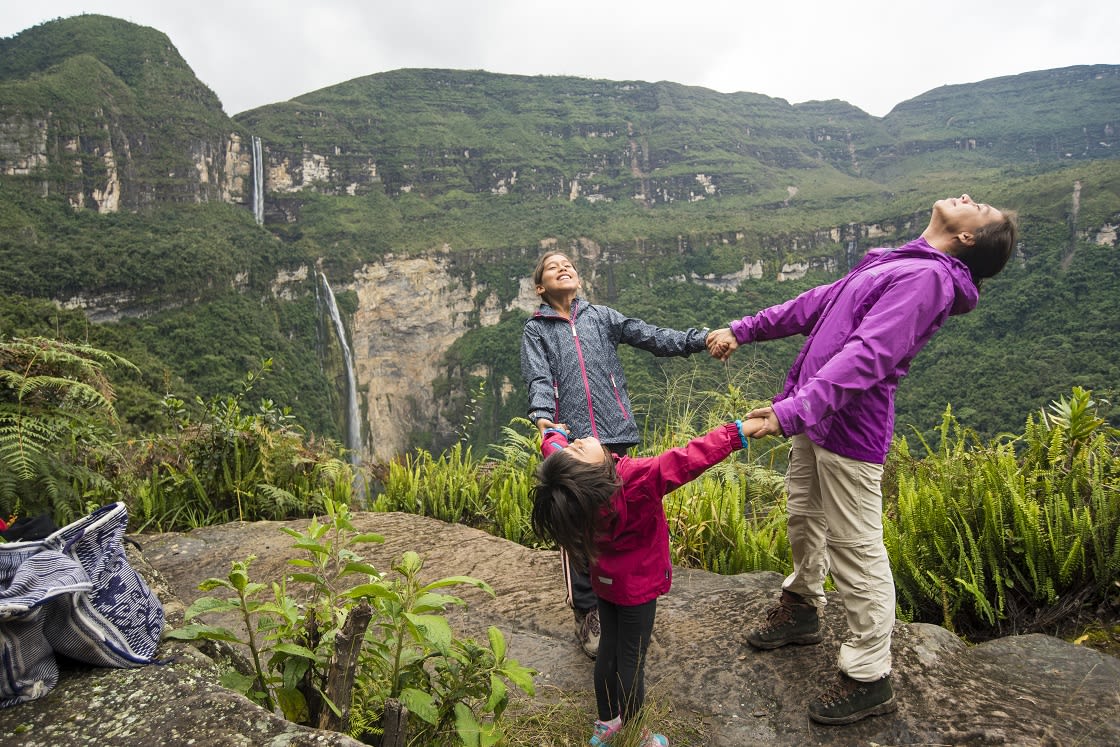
[
  {"xmin": 0, "ymin": 111, "xmax": 253, "ymax": 212},
  {"xmin": 345, "ymin": 254, "xmax": 539, "ymax": 461}
]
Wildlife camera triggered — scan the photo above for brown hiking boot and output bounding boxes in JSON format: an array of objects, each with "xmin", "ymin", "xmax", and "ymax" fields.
[
  {"xmin": 745, "ymin": 589, "xmax": 823, "ymax": 649},
  {"xmin": 808, "ymin": 671, "xmax": 897, "ymax": 724}
]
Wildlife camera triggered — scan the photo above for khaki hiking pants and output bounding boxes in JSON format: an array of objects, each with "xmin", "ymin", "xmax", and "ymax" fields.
[{"xmin": 782, "ymin": 434, "xmax": 894, "ymax": 681}]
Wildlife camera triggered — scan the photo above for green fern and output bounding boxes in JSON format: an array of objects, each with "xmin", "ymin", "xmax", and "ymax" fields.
[
  {"xmin": 0, "ymin": 336, "xmax": 136, "ymax": 521},
  {"xmin": 887, "ymin": 387, "xmax": 1119, "ymax": 637}
]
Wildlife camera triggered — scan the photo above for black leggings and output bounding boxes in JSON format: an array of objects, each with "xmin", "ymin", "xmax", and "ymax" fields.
[{"xmin": 594, "ymin": 597, "xmax": 657, "ymax": 722}]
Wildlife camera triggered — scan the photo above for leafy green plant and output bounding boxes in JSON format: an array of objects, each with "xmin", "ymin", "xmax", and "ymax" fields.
[
  {"xmin": 348, "ymin": 551, "xmax": 536, "ymax": 745},
  {"xmin": 1038, "ymin": 386, "xmax": 1117, "ymax": 458},
  {"xmin": 169, "ymin": 556, "xmax": 290, "ymax": 713},
  {"xmin": 169, "ymin": 494, "xmax": 535, "ymax": 744},
  {"xmin": 123, "ymin": 361, "xmax": 342, "ymax": 531},
  {"xmin": 168, "ymin": 491, "xmax": 384, "ymax": 723},
  {"xmin": 666, "ymin": 467, "xmax": 789, "ymax": 575},
  {"xmin": 483, "ymin": 418, "xmax": 548, "ymax": 547},
  {"xmin": 884, "ymin": 390, "xmax": 1120, "ymax": 638},
  {"xmin": 374, "ymin": 442, "xmax": 485, "ymax": 526},
  {"xmin": 0, "ymin": 335, "xmax": 136, "ymax": 523}
]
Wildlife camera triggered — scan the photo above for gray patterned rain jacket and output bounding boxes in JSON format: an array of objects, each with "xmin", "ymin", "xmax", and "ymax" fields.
[{"xmin": 521, "ymin": 297, "xmax": 708, "ymax": 448}]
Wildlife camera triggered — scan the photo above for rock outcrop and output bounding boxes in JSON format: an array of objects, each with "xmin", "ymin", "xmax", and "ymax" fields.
[{"xmin": 2, "ymin": 512, "xmax": 1115, "ymax": 746}]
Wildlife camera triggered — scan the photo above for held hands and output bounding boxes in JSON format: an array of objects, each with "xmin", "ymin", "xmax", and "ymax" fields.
[
  {"xmin": 536, "ymin": 418, "xmax": 569, "ymax": 436},
  {"xmin": 743, "ymin": 406, "xmax": 783, "ymax": 438},
  {"xmin": 706, "ymin": 328, "xmax": 739, "ymax": 361}
]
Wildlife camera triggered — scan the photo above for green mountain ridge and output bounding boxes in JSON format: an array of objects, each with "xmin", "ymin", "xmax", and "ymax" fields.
[{"xmin": 0, "ymin": 14, "xmax": 1118, "ymax": 456}]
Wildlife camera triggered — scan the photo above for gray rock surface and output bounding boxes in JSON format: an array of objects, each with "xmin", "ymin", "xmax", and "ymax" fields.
[{"xmin": 2, "ymin": 511, "xmax": 1117, "ymax": 746}]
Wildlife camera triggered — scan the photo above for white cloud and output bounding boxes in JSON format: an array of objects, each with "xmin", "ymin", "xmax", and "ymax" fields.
[{"xmin": 3, "ymin": 0, "xmax": 1117, "ymax": 117}]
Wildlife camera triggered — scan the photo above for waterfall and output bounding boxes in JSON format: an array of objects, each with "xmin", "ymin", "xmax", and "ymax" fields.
[
  {"xmin": 251, "ymin": 135, "xmax": 264, "ymax": 225},
  {"xmin": 319, "ymin": 273, "xmax": 362, "ymax": 466}
]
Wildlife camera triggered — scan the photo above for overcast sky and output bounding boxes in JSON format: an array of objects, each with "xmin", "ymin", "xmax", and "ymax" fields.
[{"xmin": 4, "ymin": 1, "xmax": 1117, "ymax": 118}]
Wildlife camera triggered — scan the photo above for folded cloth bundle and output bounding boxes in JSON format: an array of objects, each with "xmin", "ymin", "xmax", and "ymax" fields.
[{"xmin": 0, "ymin": 502, "xmax": 165, "ymax": 707}]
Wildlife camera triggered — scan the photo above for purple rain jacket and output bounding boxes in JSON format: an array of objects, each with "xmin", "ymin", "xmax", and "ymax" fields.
[
  {"xmin": 541, "ymin": 422, "xmax": 746, "ymax": 606},
  {"xmin": 521, "ymin": 298, "xmax": 708, "ymax": 447},
  {"xmin": 729, "ymin": 237, "xmax": 979, "ymax": 464}
]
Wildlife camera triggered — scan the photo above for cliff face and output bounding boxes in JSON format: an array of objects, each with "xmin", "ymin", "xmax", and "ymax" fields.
[
  {"xmin": 0, "ymin": 15, "xmax": 252, "ymax": 212},
  {"xmin": 0, "ymin": 109, "xmax": 252, "ymax": 213},
  {"xmin": 347, "ymin": 255, "xmax": 539, "ymax": 461},
  {"xmin": 2, "ymin": 14, "xmax": 1118, "ymax": 458}
]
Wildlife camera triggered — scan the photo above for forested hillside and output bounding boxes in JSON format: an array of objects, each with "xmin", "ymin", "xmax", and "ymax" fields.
[{"xmin": 1, "ymin": 14, "xmax": 1118, "ymax": 458}]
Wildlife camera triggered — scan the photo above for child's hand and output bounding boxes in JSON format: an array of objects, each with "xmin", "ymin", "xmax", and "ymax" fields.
[
  {"xmin": 536, "ymin": 418, "xmax": 568, "ymax": 435},
  {"xmin": 741, "ymin": 408, "xmax": 784, "ymax": 438},
  {"xmin": 739, "ymin": 416, "xmax": 768, "ymax": 438},
  {"xmin": 541, "ymin": 426, "xmax": 571, "ymax": 454}
]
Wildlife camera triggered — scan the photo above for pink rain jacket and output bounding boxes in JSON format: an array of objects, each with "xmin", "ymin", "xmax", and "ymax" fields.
[
  {"xmin": 541, "ymin": 423, "xmax": 745, "ymax": 606},
  {"xmin": 730, "ymin": 237, "xmax": 978, "ymax": 464}
]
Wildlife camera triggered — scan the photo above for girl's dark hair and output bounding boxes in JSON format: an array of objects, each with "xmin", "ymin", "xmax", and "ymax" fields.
[
  {"xmin": 957, "ymin": 210, "xmax": 1019, "ymax": 288},
  {"xmin": 530, "ymin": 448, "xmax": 620, "ymax": 571}
]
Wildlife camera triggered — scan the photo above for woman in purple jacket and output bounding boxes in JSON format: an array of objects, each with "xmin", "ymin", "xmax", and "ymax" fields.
[
  {"xmin": 532, "ymin": 418, "xmax": 765, "ymax": 747},
  {"xmin": 707, "ymin": 194, "xmax": 1018, "ymax": 725}
]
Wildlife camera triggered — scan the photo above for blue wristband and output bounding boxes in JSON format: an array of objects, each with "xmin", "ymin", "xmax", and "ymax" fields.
[{"xmin": 735, "ymin": 420, "xmax": 749, "ymax": 448}]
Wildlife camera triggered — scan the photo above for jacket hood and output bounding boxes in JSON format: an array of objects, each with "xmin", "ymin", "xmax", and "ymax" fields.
[{"xmin": 870, "ymin": 238, "xmax": 978, "ymax": 316}]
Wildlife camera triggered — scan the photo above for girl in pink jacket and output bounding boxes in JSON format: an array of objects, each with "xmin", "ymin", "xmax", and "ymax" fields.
[{"xmin": 532, "ymin": 419, "xmax": 764, "ymax": 746}]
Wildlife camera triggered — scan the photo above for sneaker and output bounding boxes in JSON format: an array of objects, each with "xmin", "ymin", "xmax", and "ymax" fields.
[
  {"xmin": 638, "ymin": 728, "xmax": 668, "ymax": 747},
  {"xmin": 745, "ymin": 589, "xmax": 823, "ymax": 649},
  {"xmin": 573, "ymin": 608, "xmax": 587, "ymax": 639},
  {"xmin": 808, "ymin": 672, "xmax": 897, "ymax": 725},
  {"xmin": 589, "ymin": 718, "xmax": 621, "ymax": 746},
  {"xmin": 576, "ymin": 607, "xmax": 601, "ymax": 659}
]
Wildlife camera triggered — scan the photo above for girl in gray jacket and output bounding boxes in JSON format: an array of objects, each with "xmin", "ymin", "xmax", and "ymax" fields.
[{"xmin": 520, "ymin": 250, "xmax": 711, "ymax": 659}]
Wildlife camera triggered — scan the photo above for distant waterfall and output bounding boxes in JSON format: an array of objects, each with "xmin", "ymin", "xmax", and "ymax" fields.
[
  {"xmin": 251, "ymin": 135, "xmax": 264, "ymax": 225},
  {"xmin": 319, "ymin": 273, "xmax": 362, "ymax": 465}
]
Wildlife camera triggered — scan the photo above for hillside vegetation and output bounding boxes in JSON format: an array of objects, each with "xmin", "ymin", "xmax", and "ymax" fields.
[
  {"xmin": 1, "ymin": 18, "xmax": 1118, "ymax": 741},
  {"xmin": 0, "ymin": 14, "xmax": 1117, "ymax": 453}
]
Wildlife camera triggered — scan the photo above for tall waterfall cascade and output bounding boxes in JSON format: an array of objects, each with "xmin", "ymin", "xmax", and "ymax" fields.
[
  {"xmin": 251, "ymin": 135, "xmax": 264, "ymax": 225},
  {"xmin": 318, "ymin": 273, "xmax": 362, "ymax": 465}
]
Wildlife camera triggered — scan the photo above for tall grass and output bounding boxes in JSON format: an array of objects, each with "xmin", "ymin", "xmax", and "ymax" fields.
[
  {"xmin": 379, "ymin": 378, "xmax": 1119, "ymax": 640},
  {"xmin": 885, "ymin": 390, "xmax": 1120, "ymax": 638}
]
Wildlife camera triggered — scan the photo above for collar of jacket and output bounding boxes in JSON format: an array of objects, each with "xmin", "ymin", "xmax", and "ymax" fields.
[{"xmin": 533, "ymin": 296, "xmax": 587, "ymax": 319}]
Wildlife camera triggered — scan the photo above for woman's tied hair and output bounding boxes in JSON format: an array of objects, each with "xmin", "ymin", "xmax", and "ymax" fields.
[{"xmin": 959, "ymin": 209, "xmax": 1018, "ymax": 287}]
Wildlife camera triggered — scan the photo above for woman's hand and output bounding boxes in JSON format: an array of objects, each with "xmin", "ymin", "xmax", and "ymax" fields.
[
  {"xmin": 745, "ymin": 406, "xmax": 784, "ymax": 437},
  {"xmin": 536, "ymin": 417, "xmax": 568, "ymax": 435},
  {"xmin": 706, "ymin": 328, "xmax": 739, "ymax": 361}
]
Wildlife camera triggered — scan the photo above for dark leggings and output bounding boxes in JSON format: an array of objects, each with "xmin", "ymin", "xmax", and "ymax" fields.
[
  {"xmin": 565, "ymin": 557, "xmax": 598, "ymax": 612},
  {"xmin": 594, "ymin": 597, "xmax": 657, "ymax": 722}
]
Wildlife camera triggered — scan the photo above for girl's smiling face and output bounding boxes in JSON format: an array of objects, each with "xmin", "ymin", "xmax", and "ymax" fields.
[{"xmin": 535, "ymin": 253, "xmax": 581, "ymax": 298}]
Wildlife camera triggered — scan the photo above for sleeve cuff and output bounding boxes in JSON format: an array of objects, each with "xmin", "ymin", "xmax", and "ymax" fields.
[{"xmin": 735, "ymin": 420, "xmax": 749, "ymax": 448}]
